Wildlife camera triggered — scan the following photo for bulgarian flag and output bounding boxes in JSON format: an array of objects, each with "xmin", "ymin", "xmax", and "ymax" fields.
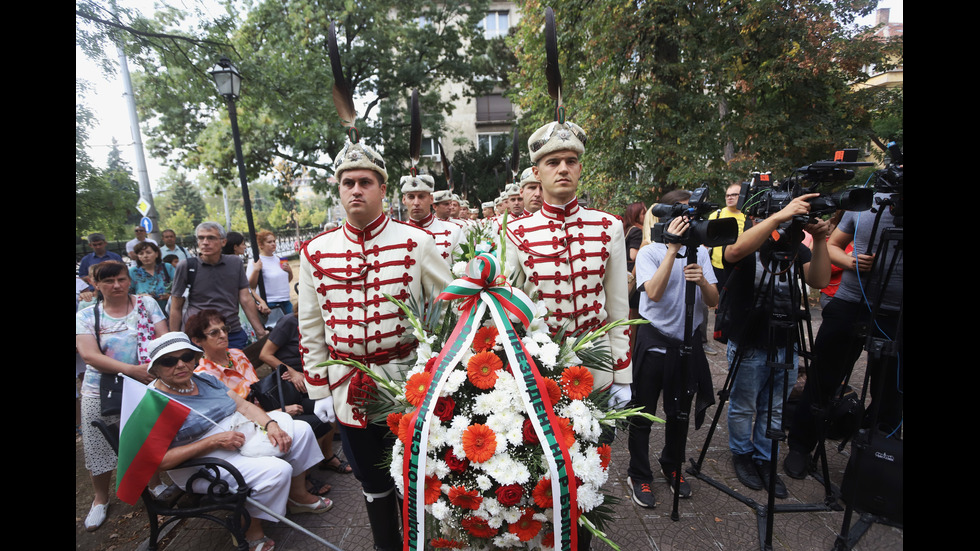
[{"xmin": 116, "ymin": 376, "xmax": 190, "ymax": 505}]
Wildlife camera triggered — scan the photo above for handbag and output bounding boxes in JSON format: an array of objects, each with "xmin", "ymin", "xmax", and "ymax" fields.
[
  {"xmin": 249, "ymin": 364, "xmax": 303, "ymax": 412},
  {"xmin": 840, "ymin": 428, "xmax": 903, "ymax": 524},
  {"xmin": 97, "ymin": 296, "xmax": 154, "ymax": 417}
]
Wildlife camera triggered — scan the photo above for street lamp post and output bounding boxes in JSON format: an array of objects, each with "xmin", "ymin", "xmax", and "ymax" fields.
[{"xmin": 209, "ymin": 57, "xmax": 266, "ymax": 302}]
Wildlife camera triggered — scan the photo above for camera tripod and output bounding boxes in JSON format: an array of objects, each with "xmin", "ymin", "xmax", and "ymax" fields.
[
  {"xmin": 687, "ymin": 223, "xmax": 836, "ymax": 551},
  {"xmin": 832, "ymin": 207, "xmax": 904, "ymax": 550}
]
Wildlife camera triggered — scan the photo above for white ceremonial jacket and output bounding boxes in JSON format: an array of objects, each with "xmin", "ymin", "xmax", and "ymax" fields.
[
  {"xmin": 298, "ymin": 215, "xmax": 452, "ymax": 427},
  {"xmin": 408, "ymin": 213, "xmax": 461, "ymax": 267},
  {"xmin": 504, "ymin": 198, "xmax": 632, "ymax": 388}
]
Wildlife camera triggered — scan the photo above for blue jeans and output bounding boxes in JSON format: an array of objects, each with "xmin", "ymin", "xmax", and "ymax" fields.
[
  {"xmin": 227, "ymin": 329, "xmax": 249, "ymax": 351},
  {"xmin": 726, "ymin": 340, "xmax": 797, "ymax": 462}
]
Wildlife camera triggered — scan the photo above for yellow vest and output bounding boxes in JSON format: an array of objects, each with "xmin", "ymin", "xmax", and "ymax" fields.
[{"xmin": 708, "ymin": 209, "xmax": 747, "ymax": 269}]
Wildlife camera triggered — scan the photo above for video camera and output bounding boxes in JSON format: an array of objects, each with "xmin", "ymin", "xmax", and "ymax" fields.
[
  {"xmin": 737, "ymin": 149, "xmax": 874, "ymax": 221},
  {"xmin": 651, "ymin": 186, "xmax": 738, "ymax": 248}
]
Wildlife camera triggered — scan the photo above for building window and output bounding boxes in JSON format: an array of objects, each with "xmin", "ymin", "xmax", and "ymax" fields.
[
  {"xmin": 476, "ymin": 94, "xmax": 513, "ymax": 123},
  {"xmin": 420, "ymin": 137, "xmax": 440, "ymax": 159},
  {"xmin": 480, "ymin": 11, "xmax": 509, "ymax": 38},
  {"xmin": 478, "ymin": 133, "xmax": 507, "ymax": 153}
]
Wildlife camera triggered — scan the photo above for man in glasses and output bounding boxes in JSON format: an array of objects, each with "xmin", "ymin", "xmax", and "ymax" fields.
[
  {"xmin": 297, "ymin": 140, "xmax": 451, "ymax": 551},
  {"xmin": 125, "ymin": 225, "xmax": 157, "ymax": 261},
  {"xmin": 707, "ymin": 182, "xmax": 753, "ymax": 287},
  {"xmin": 503, "ymin": 119, "xmax": 633, "ymax": 411},
  {"xmin": 169, "ymin": 221, "xmax": 268, "ymax": 348}
]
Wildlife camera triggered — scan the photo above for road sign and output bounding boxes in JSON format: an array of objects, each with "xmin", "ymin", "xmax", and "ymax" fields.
[
  {"xmin": 140, "ymin": 217, "xmax": 153, "ymax": 233},
  {"xmin": 136, "ymin": 197, "xmax": 151, "ymax": 216}
]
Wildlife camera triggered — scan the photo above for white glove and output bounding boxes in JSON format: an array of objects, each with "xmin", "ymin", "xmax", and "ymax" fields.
[
  {"xmin": 608, "ymin": 383, "xmax": 632, "ymax": 409},
  {"xmin": 314, "ymin": 395, "xmax": 337, "ymax": 424}
]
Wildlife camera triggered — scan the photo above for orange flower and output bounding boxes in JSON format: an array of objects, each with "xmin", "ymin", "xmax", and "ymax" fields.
[
  {"xmin": 467, "ymin": 351, "xmax": 502, "ymax": 390},
  {"xmin": 554, "ymin": 416, "xmax": 575, "ymax": 447},
  {"xmin": 386, "ymin": 411, "xmax": 404, "ymax": 436},
  {"xmin": 560, "ymin": 366, "xmax": 594, "ymax": 401},
  {"xmin": 405, "ymin": 372, "xmax": 432, "ymax": 407},
  {"xmin": 532, "ymin": 477, "xmax": 553, "ymax": 508},
  {"xmin": 462, "ymin": 424, "xmax": 497, "ymax": 463},
  {"xmin": 473, "ymin": 326, "xmax": 498, "ymax": 352},
  {"xmin": 398, "ymin": 412, "xmax": 416, "ymax": 447},
  {"xmin": 543, "ymin": 378, "xmax": 561, "ymax": 404},
  {"xmin": 448, "ymin": 485, "xmax": 483, "ymax": 510},
  {"xmin": 597, "ymin": 443, "xmax": 612, "ymax": 470},
  {"xmin": 424, "ymin": 474, "xmax": 443, "ymax": 505},
  {"xmin": 508, "ymin": 508, "xmax": 542, "ymax": 542}
]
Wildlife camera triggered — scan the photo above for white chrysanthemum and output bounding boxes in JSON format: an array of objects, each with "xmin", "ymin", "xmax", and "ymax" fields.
[
  {"xmin": 442, "ymin": 370, "xmax": 468, "ymax": 395},
  {"xmin": 444, "ymin": 415, "xmax": 470, "ymax": 452},
  {"xmin": 493, "ymin": 532, "xmax": 522, "ymax": 547},
  {"xmin": 501, "ymin": 506, "xmax": 522, "ymax": 524},
  {"xmin": 476, "ymin": 474, "xmax": 493, "ymax": 492},
  {"xmin": 537, "ymin": 341, "xmax": 561, "ymax": 369},
  {"xmin": 575, "ymin": 482, "xmax": 605, "ymax": 513},
  {"xmin": 391, "ymin": 443, "xmax": 405, "ymax": 494},
  {"xmin": 430, "ymin": 499, "xmax": 450, "ymax": 521},
  {"xmin": 571, "ymin": 445, "xmax": 606, "ymax": 487},
  {"xmin": 522, "ymin": 337, "xmax": 542, "ymax": 357},
  {"xmin": 452, "ymin": 261, "xmax": 468, "ymax": 277},
  {"xmin": 481, "ymin": 452, "xmax": 530, "ymax": 485},
  {"xmin": 472, "ymin": 388, "xmax": 512, "ymax": 416},
  {"xmin": 427, "ymin": 458, "xmax": 450, "ymax": 479},
  {"xmin": 427, "ymin": 420, "xmax": 448, "ymax": 449},
  {"xmin": 486, "ymin": 410, "xmax": 524, "ymax": 447},
  {"xmin": 558, "ymin": 401, "xmax": 602, "ymax": 442}
]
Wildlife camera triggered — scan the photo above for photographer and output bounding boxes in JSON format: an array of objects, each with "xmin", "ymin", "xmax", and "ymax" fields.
[
  {"xmin": 783, "ymin": 191, "xmax": 902, "ymax": 479},
  {"xmin": 721, "ymin": 193, "xmax": 832, "ymax": 498},
  {"xmin": 627, "ymin": 190, "xmax": 718, "ymax": 507}
]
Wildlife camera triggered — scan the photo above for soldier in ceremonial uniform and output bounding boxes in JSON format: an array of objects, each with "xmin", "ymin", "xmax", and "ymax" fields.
[
  {"xmin": 482, "ymin": 201, "xmax": 495, "ymax": 220},
  {"xmin": 505, "ymin": 183, "xmax": 526, "ymax": 218},
  {"xmin": 519, "ymin": 166, "xmax": 544, "ymax": 215},
  {"xmin": 503, "ymin": 120, "xmax": 633, "ymax": 408},
  {"xmin": 298, "ymin": 141, "xmax": 451, "ymax": 551},
  {"xmin": 400, "ymin": 173, "xmax": 461, "ymax": 266}
]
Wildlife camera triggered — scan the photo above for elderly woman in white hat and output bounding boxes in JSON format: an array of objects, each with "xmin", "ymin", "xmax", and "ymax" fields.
[{"xmin": 146, "ymin": 332, "xmax": 331, "ymax": 551}]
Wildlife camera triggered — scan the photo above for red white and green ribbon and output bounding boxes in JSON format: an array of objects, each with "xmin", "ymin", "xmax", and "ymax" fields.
[{"xmin": 402, "ymin": 252, "xmax": 578, "ymax": 551}]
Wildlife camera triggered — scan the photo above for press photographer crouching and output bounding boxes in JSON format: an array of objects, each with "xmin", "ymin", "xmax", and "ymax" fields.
[{"xmin": 719, "ymin": 190, "xmax": 833, "ymax": 498}]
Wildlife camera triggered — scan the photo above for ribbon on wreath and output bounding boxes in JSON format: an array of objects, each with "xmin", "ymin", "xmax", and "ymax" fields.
[{"xmin": 402, "ymin": 252, "xmax": 578, "ymax": 551}]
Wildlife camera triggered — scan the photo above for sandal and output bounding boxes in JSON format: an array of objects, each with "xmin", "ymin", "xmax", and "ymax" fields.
[
  {"xmin": 287, "ymin": 496, "xmax": 334, "ymax": 514},
  {"xmin": 306, "ymin": 475, "xmax": 331, "ymax": 496},
  {"xmin": 320, "ymin": 453, "xmax": 352, "ymax": 474},
  {"xmin": 248, "ymin": 536, "xmax": 275, "ymax": 551}
]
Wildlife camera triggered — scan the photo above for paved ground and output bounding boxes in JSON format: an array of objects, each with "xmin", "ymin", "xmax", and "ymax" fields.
[{"xmin": 79, "ymin": 303, "xmax": 904, "ymax": 551}]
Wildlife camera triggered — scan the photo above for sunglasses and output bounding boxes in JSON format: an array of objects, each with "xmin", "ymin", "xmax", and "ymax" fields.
[{"xmin": 155, "ymin": 351, "xmax": 198, "ymax": 368}]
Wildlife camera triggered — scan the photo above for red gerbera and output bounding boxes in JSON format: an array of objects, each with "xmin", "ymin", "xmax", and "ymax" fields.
[
  {"xmin": 473, "ymin": 326, "xmax": 499, "ymax": 353},
  {"xmin": 386, "ymin": 411, "xmax": 404, "ymax": 436},
  {"xmin": 467, "ymin": 351, "xmax": 502, "ymax": 390},
  {"xmin": 532, "ymin": 476, "xmax": 553, "ymax": 508},
  {"xmin": 597, "ymin": 443, "xmax": 612, "ymax": 470},
  {"xmin": 448, "ymin": 485, "xmax": 483, "ymax": 510},
  {"xmin": 424, "ymin": 474, "xmax": 442, "ymax": 505},
  {"xmin": 554, "ymin": 416, "xmax": 576, "ymax": 447},
  {"xmin": 405, "ymin": 372, "xmax": 432, "ymax": 407},
  {"xmin": 398, "ymin": 412, "xmax": 416, "ymax": 447},
  {"xmin": 508, "ymin": 508, "xmax": 542, "ymax": 542},
  {"xmin": 543, "ymin": 377, "xmax": 561, "ymax": 404},
  {"xmin": 461, "ymin": 515, "xmax": 497, "ymax": 538},
  {"xmin": 541, "ymin": 531, "xmax": 555, "ymax": 548},
  {"xmin": 559, "ymin": 365, "xmax": 594, "ymax": 401},
  {"xmin": 462, "ymin": 424, "xmax": 497, "ymax": 463}
]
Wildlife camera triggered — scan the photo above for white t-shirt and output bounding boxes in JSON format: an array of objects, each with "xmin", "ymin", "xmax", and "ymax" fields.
[{"xmin": 247, "ymin": 254, "xmax": 291, "ymax": 302}]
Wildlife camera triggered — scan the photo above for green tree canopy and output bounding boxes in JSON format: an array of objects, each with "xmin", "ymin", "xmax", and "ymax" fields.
[{"xmin": 508, "ymin": 0, "xmax": 902, "ymax": 210}]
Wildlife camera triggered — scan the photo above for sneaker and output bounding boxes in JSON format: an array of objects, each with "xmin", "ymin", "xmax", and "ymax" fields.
[
  {"xmin": 756, "ymin": 460, "xmax": 788, "ymax": 499},
  {"xmin": 783, "ymin": 449, "xmax": 808, "ymax": 480},
  {"xmin": 703, "ymin": 343, "xmax": 719, "ymax": 355},
  {"xmin": 662, "ymin": 468, "xmax": 692, "ymax": 498},
  {"xmin": 732, "ymin": 453, "xmax": 763, "ymax": 490},
  {"xmin": 627, "ymin": 476, "xmax": 657, "ymax": 508},
  {"xmin": 85, "ymin": 502, "xmax": 108, "ymax": 532}
]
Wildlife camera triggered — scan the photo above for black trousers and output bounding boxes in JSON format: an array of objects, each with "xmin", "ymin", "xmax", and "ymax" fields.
[
  {"xmin": 627, "ymin": 350, "xmax": 688, "ymax": 482},
  {"xmin": 337, "ymin": 421, "xmax": 398, "ymax": 495},
  {"xmin": 788, "ymin": 298, "xmax": 903, "ymax": 453}
]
